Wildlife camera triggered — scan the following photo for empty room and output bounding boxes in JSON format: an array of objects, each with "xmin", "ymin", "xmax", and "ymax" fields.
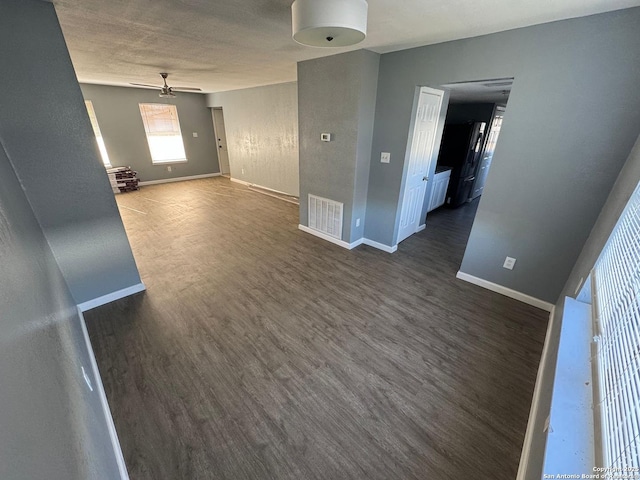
[{"xmin": 2, "ymin": 1, "xmax": 640, "ymax": 479}]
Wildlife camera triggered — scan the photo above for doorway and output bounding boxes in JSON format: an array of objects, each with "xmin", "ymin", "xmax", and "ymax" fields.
[
  {"xmin": 211, "ymin": 107, "xmax": 230, "ymax": 176},
  {"xmin": 425, "ymin": 78, "xmax": 512, "ymax": 220}
]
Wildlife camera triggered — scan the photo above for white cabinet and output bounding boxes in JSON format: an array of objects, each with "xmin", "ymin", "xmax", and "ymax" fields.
[{"xmin": 427, "ymin": 168, "xmax": 451, "ymax": 212}]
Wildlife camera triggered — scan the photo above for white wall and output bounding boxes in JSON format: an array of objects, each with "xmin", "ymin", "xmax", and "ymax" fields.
[{"xmin": 206, "ymin": 82, "xmax": 299, "ymax": 196}]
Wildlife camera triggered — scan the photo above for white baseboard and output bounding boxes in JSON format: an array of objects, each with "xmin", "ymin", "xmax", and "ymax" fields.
[
  {"xmin": 77, "ymin": 308, "xmax": 129, "ymax": 479},
  {"xmin": 455, "ymin": 271, "xmax": 554, "ymax": 311},
  {"xmin": 230, "ymin": 177, "xmax": 296, "ymax": 198},
  {"xmin": 298, "ymin": 225, "xmax": 363, "ymax": 250},
  {"xmin": 416, "ymin": 224, "xmax": 426, "ymax": 232},
  {"xmin": 138, "ymin": 172, "xmax": 220, "ymax": 186},
  {"xmin": 362, "ymin": 238, "xmax": 398, "ymax": 253},
  {"xmin": 516, "ymin": 306, "xmax": 556, "ymax": 480},
  {"xmin": 230, "ymin": 177, "xmax": 251, "ymax": 187},
  {"xmin": 78, "ymin": 282, "xmax": 146, "ymax": 312},
  {"xmin": 298, "ymin": 225, "xmax": 398, "ymax": 253}
]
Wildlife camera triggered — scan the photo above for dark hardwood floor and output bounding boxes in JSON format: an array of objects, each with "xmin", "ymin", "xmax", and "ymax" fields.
[{"xmin": 85, "ymin": 177, "xmax": 548, "ymax": 480}]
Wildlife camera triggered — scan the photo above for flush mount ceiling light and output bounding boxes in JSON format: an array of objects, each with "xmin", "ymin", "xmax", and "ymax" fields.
[{"xmin": 291, "ymin": 0, "xmax": 368, "ymax": 48}]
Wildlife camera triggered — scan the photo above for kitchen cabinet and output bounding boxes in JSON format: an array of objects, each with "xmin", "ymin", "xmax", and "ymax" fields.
[{"xmin": 428, "ymin": 168, "xmax": 451, "ymax": 212}]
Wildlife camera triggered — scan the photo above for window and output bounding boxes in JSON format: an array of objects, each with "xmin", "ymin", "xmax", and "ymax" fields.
[
  {"xmin": 84, "ymin": 100, "xmax": 111, "ymax": 167},
  {"xmin": 593, "ymin": 180, "xmax": 640, "ymax": 471},
  {"xmin": 540, "ymin": 180, "xmax": 640, "ymax": 477},
  {"xmin": 138, "ymin": 103, "xmax": 187, "ymax": 164}
]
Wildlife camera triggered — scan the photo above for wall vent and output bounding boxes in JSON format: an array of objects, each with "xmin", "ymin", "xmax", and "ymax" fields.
[{"xmin": 308, "ymin": 194, "xmax": 343, "ymax": 240}]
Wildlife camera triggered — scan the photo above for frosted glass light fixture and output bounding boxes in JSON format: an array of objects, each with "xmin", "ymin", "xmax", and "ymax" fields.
[{"xmin": 291, "ymin": 0, "xmax": 368, "ymax": 47}]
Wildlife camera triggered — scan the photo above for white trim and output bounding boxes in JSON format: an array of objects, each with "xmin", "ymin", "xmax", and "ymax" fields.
[
  {"xmin": 138, "ymin": 173, "xmax": 220, "ymax": 186},
  {"xmin": 77, "ymin": 308, "xmax": 129, "ymax": 479},
  {"xmin": 78, "ymin": 282, "xmax": 146, "ymax": 312},
  {"xmin": 541, "ymin": 298, "xmax": 594, "ymax": 474},
  {"xmin": 416, "ymin": 224, "xmax": 426, "ymax": 232},
  {"xmin": 455, "ymin": 271, "xmax": 554, "ymax": 311},
  {"xmin": 362, "ymin": 238, "xmax": 398, "ymax": 253},
  {"xmin": 249, "ymin": 185, "xmax": 299, "ymax": 205},
  {"xmin": 516, "ymin": 306, "xmax": 556, "ymax": 480},
  {"xmin": 230, "ymin": 177, "xmax": 251, "ymax": 187},
  {"xmin": 350, "ymin": 237, "xmax": 365, "ymax": 249},
  {"xmin": 230, "ymin": 177, "xmax": 295, "ymax": 198},
  {"xmin": 150, "ymin": 158, "xmax": 188, "ymax": 165},
  {"xmin": 298, "ymin": 224, "xmax": 362, "ymax": 249},
  {"xmin": 397, "ymin": 85, "xmax": 445, "ymax": 244},
  {"xmin": 298, "ymin": 225, "xmax": 399, "ymax": 254}
]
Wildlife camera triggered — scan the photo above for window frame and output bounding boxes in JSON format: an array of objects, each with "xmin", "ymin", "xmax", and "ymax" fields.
[
  {"xmin": 138, "ymin": 103, "xmax": 188, "ymax": 165},
  {"xmin": 84, "ymin": 100, "xmax": 112, "ymax": 168}
]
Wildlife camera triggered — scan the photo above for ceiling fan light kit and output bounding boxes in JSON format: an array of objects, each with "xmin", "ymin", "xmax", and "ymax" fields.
[{"xmin": 291, "ymin": 0, "xmax": 368, "ymax": 48}]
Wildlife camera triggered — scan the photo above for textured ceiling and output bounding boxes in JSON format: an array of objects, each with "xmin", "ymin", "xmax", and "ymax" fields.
[{"xmin": 51, "ymin": 0, "xmax": 640, "ymax": 93}]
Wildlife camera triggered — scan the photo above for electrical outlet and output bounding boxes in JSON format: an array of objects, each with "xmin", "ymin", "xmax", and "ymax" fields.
[
  {"xmin": 241, "ymin": 168, "xmax": 245, "ymax": 175},
  {"xmin": 192, "ymin": 132, "xmax": 198, "ymax": 137},
  {"xmin": 503, "ymin": 256, "xmax": 516, "ymax": 270},
  {"xmin": 381, "ymin": 152, "xmax": 391, "ymax": 163},
  {"xmin": 356, "ymin": 218, "xmax": 360, "ymax": 227},
  {"xmin": 167, "ymin": 166, "xmax": 172, "ymax": 172}
]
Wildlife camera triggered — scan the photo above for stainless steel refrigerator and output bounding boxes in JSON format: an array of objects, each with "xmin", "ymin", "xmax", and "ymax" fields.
[{"xmin": 436, "ymin": 122, "xmax": 486, "ymax": 208}]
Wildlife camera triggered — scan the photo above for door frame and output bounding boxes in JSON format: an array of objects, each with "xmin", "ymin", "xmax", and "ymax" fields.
[
  {"xmin": 211, "ymin": 107, "xmax": 231, "ymax": 176},
  {"xmin": 395, "ymin": 85, "xmax": 446, "ymax": 245}
]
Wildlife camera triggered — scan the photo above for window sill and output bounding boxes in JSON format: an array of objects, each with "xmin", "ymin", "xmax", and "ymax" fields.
[
  {"xmin": 152, "ymin": 159, "xmax": 188, "ymax": 165},
  {"xmin": 542, "ymin": 296, "xmax": 595, "ymax": 476}
]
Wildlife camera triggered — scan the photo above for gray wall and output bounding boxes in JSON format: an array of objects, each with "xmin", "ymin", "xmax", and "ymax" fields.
[
  {"xmin": 1, "ymin": 0, "xmax": 141, "ymax": 305},
  {"xmin": 298, "ymin": 50, "xmax": 380, "ymax": 243},
  {"xmin": 351, "ymin": 52, "xmax": 380, "ymax": 243},
  {"xmin": 0, "ymin": 6, "xmax": 122, "ymax": 475},
  {"xmin": 365, "ymin": 8, "xmax": 640, "ymax": 302},
  {"xmin": 206, "ymin": 82, "xmax": 299, "ymax": 196},
  {"xmin": 523, "ymin": 133, "xmax": 640, "ymax": 479},
  {"xmin": 81, "ymin": 83, "xmax": 220, "ymax": 183},
  {"xmin": 0, "ymin": 142, "xmax": 119, "ymax": 480}
]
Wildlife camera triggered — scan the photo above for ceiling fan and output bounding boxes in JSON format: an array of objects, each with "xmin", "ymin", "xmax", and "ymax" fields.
[{"xmin": 130, "ymin": 73, "xmax": 202, "ymax": 98}]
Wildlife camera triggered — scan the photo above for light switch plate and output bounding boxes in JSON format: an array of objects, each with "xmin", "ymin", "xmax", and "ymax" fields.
[
  {"xmin": 503, "ymin": 256, "xmax": 516, "ymax": 270},
  {"xmin": 192, "ymin": 132, "xmax": 198, "ymax": 137},
  {"xmin": 381, "ymin": 152, "xmax": 391, "ymax": 163}
]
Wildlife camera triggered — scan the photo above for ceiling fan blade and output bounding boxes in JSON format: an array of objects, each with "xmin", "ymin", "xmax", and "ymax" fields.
[
  {"xmin": 130, "ymin": 83, "xmax": 161, "ymax": 88},
  {"xmin": 172, "ymin": 87, "xmax": 202, "ymax": 91}
]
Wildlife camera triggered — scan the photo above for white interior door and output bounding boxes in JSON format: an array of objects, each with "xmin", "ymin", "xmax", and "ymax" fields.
[
  {"xmin": 212, "ymin": 108, "xmax": 231, "ymax": 175},
  {"xmin": 397, "ymin": 87, "xmax": 444, "ymax": 243}
]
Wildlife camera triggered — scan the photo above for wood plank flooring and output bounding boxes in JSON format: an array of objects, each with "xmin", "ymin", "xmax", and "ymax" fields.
[{"xmin": 85, "ymin": 177, "xmax": 548, "ymax": 480}]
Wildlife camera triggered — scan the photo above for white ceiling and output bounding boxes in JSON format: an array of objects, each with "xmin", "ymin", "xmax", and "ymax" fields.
[{"xmin": 51, "ymin": 0, "xmax": 640, "ymax": 93}]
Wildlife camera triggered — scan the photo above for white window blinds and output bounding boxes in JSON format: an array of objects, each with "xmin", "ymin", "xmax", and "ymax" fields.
[
  {"xmin": 594, "ymin": 180, "xmax": 640, "ymax": 471},
  {"xmin": 138, "ymin": 103, "xmax": 187, "ymax": 163}
]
